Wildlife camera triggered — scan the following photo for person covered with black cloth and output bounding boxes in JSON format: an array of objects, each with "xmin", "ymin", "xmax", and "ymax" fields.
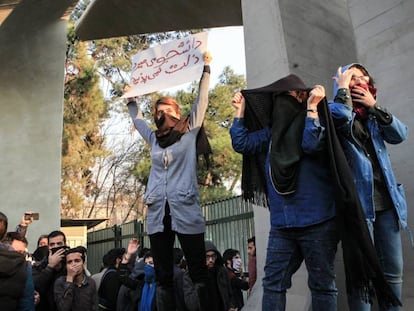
[{"xmin": 230, "ymin": 74, "xmax": 338, "ymax": 310}]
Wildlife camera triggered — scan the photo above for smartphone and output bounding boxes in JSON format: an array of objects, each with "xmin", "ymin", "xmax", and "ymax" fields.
[
  {"xmin": 24, "ymin": 212, "xmax": 40, "ymax": 220},
  {"xmin": 51, "ymin": 245, "xmax": 70, "ymax": 254},
  {"xmin": 232, "ymin": 258, "xmax": 242, "ymax": 272}
]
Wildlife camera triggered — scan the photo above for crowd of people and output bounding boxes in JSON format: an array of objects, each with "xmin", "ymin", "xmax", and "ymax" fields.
[
  {"xmin": 0, "ymin": 210, "xmax": 256, "ymax": 311},
  {"xmin": 229, "ymin": 63, "xmax": 407, "ymax": 311},
  {"xmin": 0, "ymin": 52, "xmax": 409, "ymax": 311}
]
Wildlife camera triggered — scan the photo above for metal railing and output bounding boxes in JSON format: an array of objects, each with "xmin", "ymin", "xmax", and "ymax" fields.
[{"xmin": 86, "ymin": 195, "xmax": 255, "ymax": 274}]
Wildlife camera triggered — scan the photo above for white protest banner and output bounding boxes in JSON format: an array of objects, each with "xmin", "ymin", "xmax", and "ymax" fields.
[{"xmin": 124, "ymin": 32, "xmax": 208, "ymax": 97}]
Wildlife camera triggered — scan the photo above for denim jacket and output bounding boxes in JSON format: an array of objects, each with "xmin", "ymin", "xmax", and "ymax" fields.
[
  {"xmin": 329, "ymin": 101, "xmax": 409, "ymax": 229},
  {"xmin": 230, "ymin": 117, "xmax": 336, "ymax": 229}
]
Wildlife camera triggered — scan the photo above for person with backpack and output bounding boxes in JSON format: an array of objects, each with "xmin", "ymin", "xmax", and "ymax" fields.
[{"xmin": 98, "ymin": 239, "xmax": 140, "ymax": 311}]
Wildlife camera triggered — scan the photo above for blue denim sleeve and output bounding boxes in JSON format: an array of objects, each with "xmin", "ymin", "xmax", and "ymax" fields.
[
  {"xmin": 17, "ymin": 263, "xmax": 35, "ymax": 311},
  {"xmin": 378, "ymin": 115, "xmax": 408, "ymax": 145},
  {"xmin": 328, "ymin": 100, "xmax": 353, "ymax": 138},
  {"xmin": 230, "ymin": 118, "xmax": 271, "ymax": 155},
  {"xmin": 301, "ymin": 117, "xmax": 326, "ymax": 154}
]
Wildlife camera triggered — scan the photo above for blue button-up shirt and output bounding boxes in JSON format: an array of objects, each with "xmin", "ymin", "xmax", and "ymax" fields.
[{"xmin": 230, "ymin": 117, "xmax": 336, "ymax": 229}]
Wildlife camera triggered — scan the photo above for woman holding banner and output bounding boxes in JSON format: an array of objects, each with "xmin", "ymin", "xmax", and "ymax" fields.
[{"xmin": 125, "ymin": 51, "xmax": 212, "ymax": 311}]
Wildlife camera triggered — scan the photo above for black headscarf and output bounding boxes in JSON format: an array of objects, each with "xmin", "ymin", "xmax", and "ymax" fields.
[
  {"xmin": 155, "ymin": 111, "xmax": 212, "ymax": 167},
  {"xmin": 240, "ymin": 74, "xmax": 309, "ymax": 203},
  {"xmin": 238, "ymin": 74, "xmax": 401, "ymax": 308},
  {"xmin": 269, "ymin": 94, "xmax": 306, "ymax": 195},
  {"xmin": 155, "ymin": 112, "xmax": 189, "ymax": 148}
]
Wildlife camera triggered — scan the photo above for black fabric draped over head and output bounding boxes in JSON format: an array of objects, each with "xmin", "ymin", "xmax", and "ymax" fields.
[
  {"xmin": 240, "ymin": 74, "xmax": 309, "ymax": 203},
  {"xmin": 237, "ymin": 72, "xmax": 401, "ymax": 308}
]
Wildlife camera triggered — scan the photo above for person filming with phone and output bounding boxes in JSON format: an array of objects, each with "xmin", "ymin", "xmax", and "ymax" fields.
[
  {"xmin": 14, "ymin": 211, "xmax": 40, "ymax": 238},
  {"xmin": 33, "ymin": 230, "xmax": 70, "ymax": 311},
  {"xmin": 223, "ymin": 249, "xmax": 249, "ymax": 310}
]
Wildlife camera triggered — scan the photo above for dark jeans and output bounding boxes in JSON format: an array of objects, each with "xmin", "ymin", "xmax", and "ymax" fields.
[
  {"xmin": 262, "ymin": 218, "xmax": 339, "ymax": 311},
  {"xmin": 149, "ymin": 203, "xmax": 208, "ymax": 288},
  {"xmin": 347, "ymin": 208, "xmax": 403, "ymax": 311}
]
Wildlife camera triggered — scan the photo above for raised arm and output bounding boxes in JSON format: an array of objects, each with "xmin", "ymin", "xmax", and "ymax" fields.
[
  {"xmin": 188, "ymin": 52, "xmax": 212, "ymax": 130},
  {"xmin": 302, "ymin": 85, "xmax": 328, "ymax": 154},
  {"xmin": 125, "ymin": 93, "xmax": 153, "ymax": 145},
  {"xmin": 230, "ymin": 92, "xmax": 271, "ymax": 155}
]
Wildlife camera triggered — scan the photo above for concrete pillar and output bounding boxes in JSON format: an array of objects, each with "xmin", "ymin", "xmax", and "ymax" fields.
[
  {"xmin": 240, "ymin": 0, "xmax": 357, "ymax": 310},
  {"xmin": 0, "ymin": 0, "xmax": 75, "ymax": 250}
]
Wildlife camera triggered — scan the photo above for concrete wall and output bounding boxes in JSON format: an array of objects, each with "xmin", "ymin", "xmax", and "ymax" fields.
[
  {"xmin": 347, "ymin": 0, "xmax": 414, "ymax": 308},
  {"xmin": 0, "ymin": 0, "xmax": 74, "ymax": 251},
  {"xmin": 241, "ymin": 0, "xmax": 413, "ymax": 310},
  {"xmin": 241, "ymin": 0, "xmax": 357, "ymax": 310}
]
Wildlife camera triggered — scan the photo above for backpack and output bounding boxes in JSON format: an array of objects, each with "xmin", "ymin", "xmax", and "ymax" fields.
[{"xmin": 98, "ymin": 268, "xmax": 117, "ymax": 310}]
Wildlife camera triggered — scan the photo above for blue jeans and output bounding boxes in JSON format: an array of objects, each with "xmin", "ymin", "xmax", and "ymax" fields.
[
  {"xmin": 347, "ymin": 208, "xmax": 403, "ymax": 311},
  {"xmin": 262, "ymin": 218, "xmax": 338, "ymax": 311}
]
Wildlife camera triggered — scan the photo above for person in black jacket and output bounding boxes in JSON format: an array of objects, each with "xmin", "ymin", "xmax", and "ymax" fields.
[
  {"xmin": 54, "ymin": 247, "xmax": 97, "ymax": 311},
  {"xmin": 222, "ymin": 249, "xmax": 249, "ymax": 310},
  {"xmin": 173, "ymin": 247, "xmax": 189, "ymax": 311},
  {"xmin": 204, "ymin": 241, "xmax": 235, "ymax": 311},
  {"xmin": 0, "ymin": 213, "xmax": 35, "ymax": 311},
  {"xmin": 98, "ymin": 239, "xmax": 139, "ymax": 311},
  {"xmin": 32, "ymin": 230, "xmax": 69, "ymax": 311}
]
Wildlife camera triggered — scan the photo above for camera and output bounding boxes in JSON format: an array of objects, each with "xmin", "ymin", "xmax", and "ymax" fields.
[{"xmin": 24, "ymin": 212, "xmax": 39, "ymax": 221}]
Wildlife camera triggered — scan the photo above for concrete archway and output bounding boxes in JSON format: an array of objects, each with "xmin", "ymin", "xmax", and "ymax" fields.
[{"xmin": 1, "ymin": 1, "xmax": 413, "ymax": 309}]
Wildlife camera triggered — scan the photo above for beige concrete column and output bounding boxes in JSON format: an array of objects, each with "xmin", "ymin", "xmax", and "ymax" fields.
[
  {"xmin": 240, "ymin": 1, "xmax": 357, "ymax": 310},
  {"xmin": 0, "ymin": 0, "xmax": 75, "ymax": 250}
]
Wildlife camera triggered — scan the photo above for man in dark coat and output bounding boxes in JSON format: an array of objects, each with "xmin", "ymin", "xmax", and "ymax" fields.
[
  {"xmin": 204, "ymin": 241, "xmax": 234, "ymax": 311},
  {"xmin": 33, "ymin": 230, "xmax": 69, "ymax": 311},
  {"xmin": 0, "ymin": 212, "xmax": 34, "ymax": 311}
]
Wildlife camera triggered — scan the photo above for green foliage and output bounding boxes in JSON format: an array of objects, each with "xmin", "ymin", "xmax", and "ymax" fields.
[
  {"xmin": 62, "ymin": 12, "xmax": 196, "ymax": 220},
  {"xmin": 131, "ymin": 67, "xmax": 246, "ymax": 204},
  {"xmin": 62, "ymin": 22, "xmax": 110, "ymax": 215},
  {"xmin": 62, "ymin": 5, "xmax": 245, "ymax": 218},
  {"xmin": 199, "ymin": 67, "xmax": 245, "ymax": 202}
]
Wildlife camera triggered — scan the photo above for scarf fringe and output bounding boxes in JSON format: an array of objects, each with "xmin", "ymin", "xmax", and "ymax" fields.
[
  {"xmin": 242, "ymin": 190, "xmax": 269, "ymax": 208},
  {"xmin": 346, "ymin": 282, "xmax": 402, "ymax": 308}
]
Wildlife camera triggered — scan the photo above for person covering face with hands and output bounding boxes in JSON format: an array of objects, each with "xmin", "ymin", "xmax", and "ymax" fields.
[
  {"xmin": 54, "ymin": 247, "xmax": 97, "ymax": 311},
  {"xmin": 329, "ymin": 64, "xmax": 408, "ymax": 311}
]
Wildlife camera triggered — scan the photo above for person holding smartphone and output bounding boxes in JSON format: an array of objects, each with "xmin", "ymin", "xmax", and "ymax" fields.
[
  {"xmin": 33, "ymin": 230, "xmax": 70, "ymax": 311},
  {"xmin": 223, "ymin": 248, "xmax": 249, "ymax": 310},
  {"xmin": 15, "ymin": 211, "xmax": 39, "ymax": 238}
]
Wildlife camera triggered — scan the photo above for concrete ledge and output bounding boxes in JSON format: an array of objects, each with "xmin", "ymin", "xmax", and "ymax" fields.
[{"xmin": 75, "ymin": 0, "xmax": 243, "ymax": 40}]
